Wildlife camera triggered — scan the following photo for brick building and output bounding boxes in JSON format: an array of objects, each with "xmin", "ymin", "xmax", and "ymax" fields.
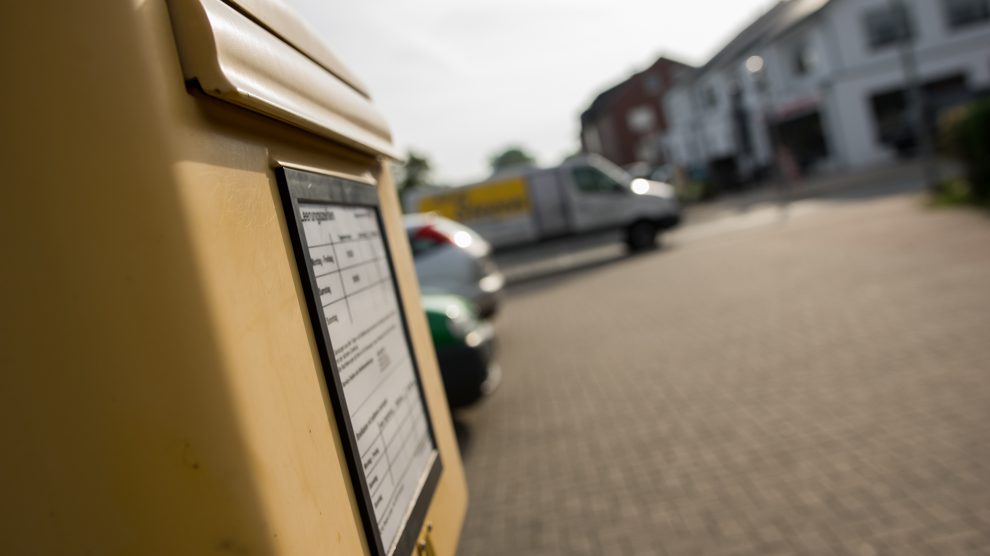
[{"xmin": 580, "ymin": 56, "xmax": 694, "ymax": 168}]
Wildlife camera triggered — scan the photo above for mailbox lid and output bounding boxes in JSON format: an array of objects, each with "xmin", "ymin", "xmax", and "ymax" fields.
[
  {"xmin": 223, "ymin": 0, "xmax": 371, "ymax": 98},
  {"xmin": 167, "ymin": 0, "xmax": 401, "ymax": 159}
]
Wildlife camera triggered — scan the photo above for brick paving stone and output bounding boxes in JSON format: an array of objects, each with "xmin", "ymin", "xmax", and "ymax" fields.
[{"xmin": 456, "ymin": 193, "xmax": 990, "ymax": 555}]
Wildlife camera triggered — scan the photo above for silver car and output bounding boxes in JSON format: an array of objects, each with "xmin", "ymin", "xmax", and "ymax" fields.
[{"xmin": 404, "ymin": 213, "xmax": 504, "ymax": 318}]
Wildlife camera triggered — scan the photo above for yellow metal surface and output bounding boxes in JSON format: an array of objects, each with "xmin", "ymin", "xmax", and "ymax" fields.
[
  {"xmin": 417, "ymin": 177, "xmax": 531, "ymax": 221},
  {"xmin": 0, "ymin": 1, "xmax": 465, "ymax": 554}
]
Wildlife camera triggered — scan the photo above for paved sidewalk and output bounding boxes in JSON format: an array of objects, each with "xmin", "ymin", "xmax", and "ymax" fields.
[
  {"xmin": 494, "ymin": 161, "xmax": 951, "ymax": 287},
  {"xmin": 458, "ymin": 190, "xmax": 990, "ymax": 555},
  {"xmin": 684, "ymin": 159, "xmax": 957, "ymax": 226}
]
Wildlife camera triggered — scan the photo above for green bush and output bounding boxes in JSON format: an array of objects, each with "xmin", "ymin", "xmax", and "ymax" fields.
[
  {"xmin": 939, "ymin": 98, "xmax": 990, "ymax": 202},
  {"xmin": 675, "ymin": 180, "xmax": 710, "ymax": 204}
]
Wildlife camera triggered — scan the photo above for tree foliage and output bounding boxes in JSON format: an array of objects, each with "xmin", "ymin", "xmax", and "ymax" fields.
[
  {"xmin": 489, "ymin": 146, "xmax": 536, "ymax": 173},
  {"xmin": 396, "ymin": 150, "xmax": 432, "ymax": 192},
  {"xmin": 939, "ymin": 98, "xmax": 990, "ymax": 202}
]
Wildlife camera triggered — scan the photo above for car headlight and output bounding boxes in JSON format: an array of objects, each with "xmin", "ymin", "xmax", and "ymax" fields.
[{"xmin": 444, "ymin": 304, "xmax": 477, "ymax": 339}]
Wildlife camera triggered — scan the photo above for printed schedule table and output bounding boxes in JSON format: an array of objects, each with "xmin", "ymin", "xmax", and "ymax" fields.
[{"xmin": 299, "ymin": 203, "xmax": 434, "ymax": 552}]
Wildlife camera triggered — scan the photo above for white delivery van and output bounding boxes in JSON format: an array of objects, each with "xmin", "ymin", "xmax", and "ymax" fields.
[{"xmin": 408, "ymin": 154, "xmax": 680, "ymax": 251}]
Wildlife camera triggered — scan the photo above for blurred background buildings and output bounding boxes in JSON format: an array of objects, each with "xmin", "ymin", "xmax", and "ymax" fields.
[{"xmin": 580, "ymin": 0, "xmax": 990, "ymax": 192}]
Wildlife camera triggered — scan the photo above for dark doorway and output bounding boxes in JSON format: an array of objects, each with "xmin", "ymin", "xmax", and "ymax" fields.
[
  {"xmin": 707, "ymin": 156, "xmax": 741, "ymax": 196},
  {"xmin": 772, "ymin": 111, "xmax": 829, "ymax": 173}
]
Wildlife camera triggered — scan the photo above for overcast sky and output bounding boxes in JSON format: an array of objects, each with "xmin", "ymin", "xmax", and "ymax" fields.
[{"xmin": 289, "ymin": 0, "xmax": 777, "ymax": 183}]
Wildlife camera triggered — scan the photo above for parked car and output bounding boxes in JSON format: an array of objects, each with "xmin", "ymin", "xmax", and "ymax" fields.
[
  {"xmin": 421, "ymin": 292, "xmax": 500, "ymax": 408},
  {"xmin": 649, "ymin": 164, "xmax": 674, "ymax": 184},
  {"xmin": 404, "ymin": 213, "xmax": 504, "ymax": 318}
]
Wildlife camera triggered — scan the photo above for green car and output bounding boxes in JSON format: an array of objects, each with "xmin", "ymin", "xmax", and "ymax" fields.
[{"xmin": 421, "ymin": 292, "xmax": 500, "ymax": 408}]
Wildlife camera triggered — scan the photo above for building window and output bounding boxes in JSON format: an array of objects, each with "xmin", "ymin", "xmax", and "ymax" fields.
[
  {"xmin": 644, "ymin": 74, "xmax": 662, "ymax": 94},
  {"xmin": 626, "ymin": 106, "xmax": 655, "ymax": 134},
  {"xmin": 863, "ymin": 5, "xmax": 913, "ymax": 49},
  {"xmin": 792, "ymin": 41, "xmax": 817, "ymax": 76},
  {"xmin": 944, "ymin": 0, "xmax": 990, "ymax": 29}
]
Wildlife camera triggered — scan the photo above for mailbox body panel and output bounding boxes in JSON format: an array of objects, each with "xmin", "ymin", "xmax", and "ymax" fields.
[{"xmin": 0, "ymin": 1, "xmax": 466, "ymax": 554}]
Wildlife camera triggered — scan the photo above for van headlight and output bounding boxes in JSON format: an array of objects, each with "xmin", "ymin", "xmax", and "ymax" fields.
[{"xmin": 652, "ymin": 181, "xmax": 675, "ymax": 199}]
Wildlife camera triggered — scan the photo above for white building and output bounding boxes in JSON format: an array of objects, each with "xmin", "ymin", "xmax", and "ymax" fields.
[{"xmin": 662, "ymin": 0, "xmax": 990, "ymax": 185}]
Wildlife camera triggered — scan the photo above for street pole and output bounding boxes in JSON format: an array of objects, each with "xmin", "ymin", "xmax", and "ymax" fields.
[
  {"xmin": 890, "ymin": 0, "xmax": 939, "ymax": 191},
  {"xmin": 747, "ymin": 55, "xmax": 790, "ymax": 217}
]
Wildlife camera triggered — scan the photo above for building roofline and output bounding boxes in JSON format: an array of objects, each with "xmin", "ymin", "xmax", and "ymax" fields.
[
  {"xmin": 581, "ymin": 55, "xmax": 695, "ymax": 123},
  {"xmin": 690, "ymin": 0, "xmax": 833, "ymax": 79}
]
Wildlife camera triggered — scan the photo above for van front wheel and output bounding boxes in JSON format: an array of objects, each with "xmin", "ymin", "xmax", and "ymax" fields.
[{"xmin": 625, "ymin": 220, "xmax": 658, "ymax": 252}]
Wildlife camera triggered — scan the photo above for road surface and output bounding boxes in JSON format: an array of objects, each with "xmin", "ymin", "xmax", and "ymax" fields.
[{"xmin": 457, "ymin": 186, "xmax": 990, "ymax": 555}]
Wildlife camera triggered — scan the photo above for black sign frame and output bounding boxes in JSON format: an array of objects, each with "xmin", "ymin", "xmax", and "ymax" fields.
[{"xmin": 276, "ymin": 165, "xmax": 442, "ymax": 556}]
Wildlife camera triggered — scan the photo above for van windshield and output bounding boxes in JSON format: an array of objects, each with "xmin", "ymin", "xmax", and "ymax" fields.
[
  {"xmin": 590, "ymin": 159, "xmax": 633, "ymax": 189},
  {"xmin": 572, "ymin": 166, "xmax": 627, "ymax": 194}
]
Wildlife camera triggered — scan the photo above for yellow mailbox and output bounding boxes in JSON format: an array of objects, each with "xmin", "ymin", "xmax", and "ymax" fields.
[{"xmin": 0, "ymin": 1, "xmax": 466, "ymax": 554}]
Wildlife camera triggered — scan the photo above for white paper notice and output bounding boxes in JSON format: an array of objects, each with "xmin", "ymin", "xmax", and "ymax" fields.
[{"xmin": 299, "ymin": 203, "xmax": 434, "ymax": 552}]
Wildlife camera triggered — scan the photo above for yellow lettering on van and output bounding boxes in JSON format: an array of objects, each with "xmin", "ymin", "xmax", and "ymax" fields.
[{"xmin": 418, "ymin": 178, "xmax": 530, "ymax": 222}]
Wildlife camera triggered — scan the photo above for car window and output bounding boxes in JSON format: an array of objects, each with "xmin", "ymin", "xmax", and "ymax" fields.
[{"xmin": 572, "ymin": 166, "xmax": 627, "ymax": 194}]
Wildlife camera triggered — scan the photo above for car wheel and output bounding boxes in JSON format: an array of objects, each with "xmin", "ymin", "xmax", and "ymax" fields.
[{"xmin": 626, "ymin": 220, "xmax": 658, "ymax": 252}]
